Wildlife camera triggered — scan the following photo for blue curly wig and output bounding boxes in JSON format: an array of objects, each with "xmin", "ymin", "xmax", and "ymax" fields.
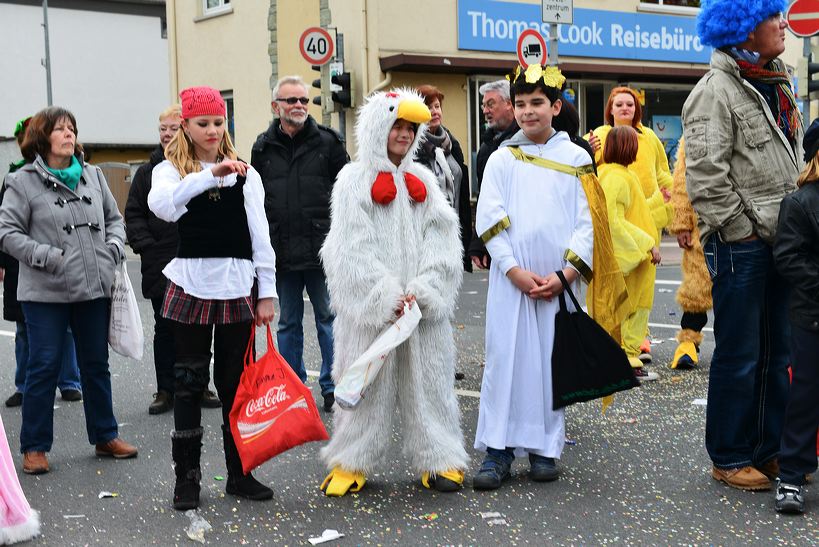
[{"xmin": 697, "ymin": 0, "xmax": 787, "ymax": 48}]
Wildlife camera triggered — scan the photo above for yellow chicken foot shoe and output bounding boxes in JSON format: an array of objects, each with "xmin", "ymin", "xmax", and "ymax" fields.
[
  {"xmin": 320, "ymin": 467, "xmax": 366, "ymax": 497},
  {"xmin": 670, "ymin": 341, "xmax": 698, "ymax": 370},
  {"xmin": 421, "ymin": 469, "xmax": 464, "ymax": 493}
]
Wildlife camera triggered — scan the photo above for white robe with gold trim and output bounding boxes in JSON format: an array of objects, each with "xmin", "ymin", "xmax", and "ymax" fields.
[{"xmin": 474, "ymin": 131, "xmax": 594, "ymax": 459}]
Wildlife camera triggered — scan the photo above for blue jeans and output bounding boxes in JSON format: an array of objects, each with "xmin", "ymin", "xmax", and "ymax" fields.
[
  {"xmin": 20, "ymin": 299, "xmax": 118, "ymax": 453},
  {"xmin": 14, "ymin": 321, "xmax": 81, "ymax": 394},
  {"xmin": 703, "ymin": 236, "xmax": 790, "ymax": 469},
  {"xmin": 276, "ymin": 269, "xmax": 335, "ymax": 396}
]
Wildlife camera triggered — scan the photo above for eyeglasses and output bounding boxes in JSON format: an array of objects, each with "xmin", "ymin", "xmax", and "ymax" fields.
[{"xmin": 276, "ymin": 97, "xmax": 310, "ymax": 105}]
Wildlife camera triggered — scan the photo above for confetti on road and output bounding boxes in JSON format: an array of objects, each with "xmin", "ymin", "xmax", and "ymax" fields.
[
  {"xmin": 658, "ymin": 288, "xmax": 673, "ymax": 293},
  {"xmin": 63, "ymin": 514, "xmax": 86, "ymax": 519},
  {"xmin": 622, "ymin": 417, "xmax": 638, "ymax": 424},
  {"xmin": 97, "ymin": 491, "xmax": 118, "ymax": 499},
  {"xmin": 480, "ymin": 512, "xmax": 508, "ymax": 527},
  {"xmin": 214, "ymin": 475, "xmax": 225, "ymax": 481},
  {"xmin": 565, "ymin": 439, "xmax": 577, "ymax": 445},
  {"xmin": 692, "ymin": 398, "xmax": 707, "ymax": 406},
  {"xmin": 420, "ymin": 512, "xmax": 439, "ymax": 521}
]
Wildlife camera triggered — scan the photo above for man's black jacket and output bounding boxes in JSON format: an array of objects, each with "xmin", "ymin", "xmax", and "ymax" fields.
[
  {"xmin": 125, "ymin": 145, "xmax": 178, "ymax": 300},
  {"xmin": 251, "ymin": 116, "xmax": 348, "ymax": 272}
]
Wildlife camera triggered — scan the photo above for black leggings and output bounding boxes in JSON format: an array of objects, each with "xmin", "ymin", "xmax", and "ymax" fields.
[{"xmin": 171, "ymin": 321, "xmax": 252, "ymax": 431}]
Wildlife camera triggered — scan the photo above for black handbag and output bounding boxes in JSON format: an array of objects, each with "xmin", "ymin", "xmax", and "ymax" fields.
[{"xmin": 551, "ymin": 271, "xmax": 639, "ymax": 410}]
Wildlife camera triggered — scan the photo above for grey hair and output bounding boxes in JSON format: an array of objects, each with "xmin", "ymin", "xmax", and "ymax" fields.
[
  {"xmin": 479, "ymin": 80, "xmax": 510, "ymax": 101},
  {"xmin": 272, "ymin": 75, "xmax": 308, "ymax": 100}
]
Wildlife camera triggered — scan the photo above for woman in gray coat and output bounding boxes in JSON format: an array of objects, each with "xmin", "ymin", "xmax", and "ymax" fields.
[{"xmin": 0, "ymin": 107, "xmax": 138, "ymax": 475}]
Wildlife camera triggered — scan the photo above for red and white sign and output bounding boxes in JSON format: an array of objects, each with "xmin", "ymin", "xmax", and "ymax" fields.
[
  {"xmin": 787, "ymin": 0, "xmax": 819, "ymax": 38},
  {"xmin": 299, "ymin": 27, "xmax": 335, "ymax": 65},
  {"xmin": 516, "ymin": 29, "xmax": 547, "ymax": 68}
]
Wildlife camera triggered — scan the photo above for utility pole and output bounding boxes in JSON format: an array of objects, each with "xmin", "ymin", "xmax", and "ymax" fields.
[
  {"xmin": 336, "ymin": 33, "xmax": 346, "ymax": 139},
  {"xmin": 42, "ymin": 0, "xmax": 53, "ymax": 106}
]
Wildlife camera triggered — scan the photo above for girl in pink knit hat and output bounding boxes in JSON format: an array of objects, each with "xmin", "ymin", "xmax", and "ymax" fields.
[{"xmin": 148, "ymin": 86, "xmax": 278, "ymax": 510}]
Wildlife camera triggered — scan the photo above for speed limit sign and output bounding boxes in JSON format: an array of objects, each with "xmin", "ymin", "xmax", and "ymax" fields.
[{"xmin": 299, "ymin": 27, "xmax": 335, "ymax": 66}]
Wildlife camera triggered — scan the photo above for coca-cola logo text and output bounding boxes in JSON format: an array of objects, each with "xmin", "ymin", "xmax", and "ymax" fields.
[{"xmin": 245, "ymin": 385, "xmax": 290, "ymax": 418}]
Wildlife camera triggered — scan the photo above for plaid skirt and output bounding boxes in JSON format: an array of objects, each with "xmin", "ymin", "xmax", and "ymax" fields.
[{"xmin": 161, "ymin": 281, "xmax": 256, "ymax": 325}]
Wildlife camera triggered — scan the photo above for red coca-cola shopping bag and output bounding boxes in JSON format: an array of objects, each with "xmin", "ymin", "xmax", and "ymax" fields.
[{"xmin": 229, "ymin": 325, "xmax": 329, "ymax": 474}]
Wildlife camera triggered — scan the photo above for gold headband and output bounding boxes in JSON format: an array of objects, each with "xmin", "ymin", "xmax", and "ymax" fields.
[{"xmin": 506, "ymin": 64, "xmax": 566, "ymax": 90}]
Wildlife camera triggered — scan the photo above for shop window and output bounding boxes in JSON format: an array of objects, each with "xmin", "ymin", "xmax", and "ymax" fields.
[
  {"xmin": 638, "ymin": 0, "xmax": 699, "ymax": 16},
  {"xmin": 221, "ymin": 90, "xmax": 235, "ymax": 144}
]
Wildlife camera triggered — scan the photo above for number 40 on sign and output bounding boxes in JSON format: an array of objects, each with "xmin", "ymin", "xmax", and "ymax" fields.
[{"xmin": 299, "ymin": 27, "xmax": 335, "ymax": 66}]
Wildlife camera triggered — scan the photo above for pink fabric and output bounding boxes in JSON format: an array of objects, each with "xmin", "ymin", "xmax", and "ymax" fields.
[
  {"xmin": 179, "ymin": 86, "xmax": 226, "ymax": 119},
  {"xmin": 0, "ymin": 414, "xmax": 34, "ymax": 532}
]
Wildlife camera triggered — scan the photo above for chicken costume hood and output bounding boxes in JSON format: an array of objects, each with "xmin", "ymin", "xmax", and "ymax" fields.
[{"xmin": 318, "ymin": 88, "xmax": 468, "ymax": 496}]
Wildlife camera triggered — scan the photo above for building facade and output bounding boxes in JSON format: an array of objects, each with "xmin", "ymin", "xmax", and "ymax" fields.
[
  {"xmin": 0, "ymin": 0, "xmax": 170, "ymax": 173},
  {"xmin": 167, "ymin": 0, "xmax": 807, "ymax": 194}
]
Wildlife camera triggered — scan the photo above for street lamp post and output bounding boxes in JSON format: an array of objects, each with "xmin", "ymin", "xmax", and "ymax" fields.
[{"xmin": 42, "ymin": 0, "xmax": 53, "ymax": 106}]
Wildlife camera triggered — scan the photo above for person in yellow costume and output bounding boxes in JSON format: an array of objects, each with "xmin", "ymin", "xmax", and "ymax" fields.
[
  {"xmin": 597, "ymin": 126, "xmax": 661, "ymax": 381},
  {"xmin": 588, "ymin": 86, "xmax": 673, "ymax": 365},
  {"xmin": 667, "ymin": 139, "xmax": 712, "ymax": 369}
]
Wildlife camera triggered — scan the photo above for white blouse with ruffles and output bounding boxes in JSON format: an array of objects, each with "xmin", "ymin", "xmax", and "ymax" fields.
[{"xmin": 148, "ymin": 160, "xmax": 277, "ymax": 301}]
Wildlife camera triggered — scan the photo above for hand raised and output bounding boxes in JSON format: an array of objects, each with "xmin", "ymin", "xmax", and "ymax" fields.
[{"xmin": 211, "ymin": 159, "xmax": 248, "ymax": 178}]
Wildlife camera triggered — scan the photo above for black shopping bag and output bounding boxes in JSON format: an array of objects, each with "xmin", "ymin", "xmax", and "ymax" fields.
[{"xmin": 551, "ymin": 271, "xmax": 639, "ymax": 410}]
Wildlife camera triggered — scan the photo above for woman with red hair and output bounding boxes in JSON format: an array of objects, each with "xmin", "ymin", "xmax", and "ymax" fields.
[{"xmin": 588, "ymin": 87, "xmax": 673, "ymax": 374}]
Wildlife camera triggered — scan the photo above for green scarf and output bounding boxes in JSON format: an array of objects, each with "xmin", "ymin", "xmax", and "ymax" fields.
[{"xmin": 46, "ymin": 156, "xmax": 82, "ymax": 191}]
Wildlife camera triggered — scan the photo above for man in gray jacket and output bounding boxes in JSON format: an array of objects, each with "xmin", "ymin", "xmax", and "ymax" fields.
[{"xmin": 682, "ymin": 0, "xmax": 803, "ymax": 492}]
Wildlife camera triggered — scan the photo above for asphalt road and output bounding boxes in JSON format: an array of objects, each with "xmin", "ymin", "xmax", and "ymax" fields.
[{"xmin": 1, "ymin": 249, "xmax": 817, "ymax": 546}]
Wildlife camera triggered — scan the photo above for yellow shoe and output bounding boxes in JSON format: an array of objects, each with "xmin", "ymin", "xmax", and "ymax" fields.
[
  {"xmin": 670, "ymin": 341, "xmax": 698, "ymax": 369},
  {"xmin": 320, "ymin": 467, "xmax": 366, "ymax": 497},
  {"xmin": 421, "ymin": 469, "xmax": 464, "ymax": 492}
]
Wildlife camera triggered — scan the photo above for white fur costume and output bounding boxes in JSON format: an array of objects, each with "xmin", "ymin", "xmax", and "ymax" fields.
[{"xmin": 319, "ymin": 89, "xmax": 468, "ymax": 476}]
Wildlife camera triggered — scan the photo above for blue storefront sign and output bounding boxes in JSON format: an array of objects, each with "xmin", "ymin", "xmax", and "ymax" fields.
[{"xmin": 458, "ymin": 0, "xmax": 711, "ymax": 64}]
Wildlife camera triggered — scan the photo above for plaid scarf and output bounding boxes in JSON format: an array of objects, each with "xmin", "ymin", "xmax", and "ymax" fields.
[{"xmin": 736, "ymin": 59, "xmax": 800, "ymax": 142}]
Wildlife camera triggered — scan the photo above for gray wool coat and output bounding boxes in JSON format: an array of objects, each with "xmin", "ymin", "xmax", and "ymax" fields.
[{"xmin": 0, "ymin": 155, "xmax": 125, "ymax": 303}]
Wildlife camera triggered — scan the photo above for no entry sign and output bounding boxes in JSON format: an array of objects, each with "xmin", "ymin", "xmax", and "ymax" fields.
[
  {"xmin": 299, "ymin": 27, "xmax": 335, "ymax": 65},
  {"xmin": 516, "ymin": 29, "xmax": 547, "ymax": 68},
  {"xmin": 787, "ymin": 0, "xmax": 819, "ymax": 38}
]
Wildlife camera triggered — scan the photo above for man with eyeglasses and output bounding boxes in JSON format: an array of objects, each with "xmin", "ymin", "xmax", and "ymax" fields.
[
  {"xmin": 468, "ymin": 80, "xmax": 519, "ymax": 270},
  {"xmin": 125, "ymin": 104, "xmax": 223, "ymax": 415},
  {"xmin": 251, "ymin": 75, "xmax": 349, "ymax": 413}
]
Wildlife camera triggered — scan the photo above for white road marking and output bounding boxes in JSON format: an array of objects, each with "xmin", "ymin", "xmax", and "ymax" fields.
[
  {"xmin": 305, "ymin": 369, "xmax": 482, "ymax": 399},
  {"xmin": 655, "ymin": 279, "xmax": 682, "ymax": 286}
]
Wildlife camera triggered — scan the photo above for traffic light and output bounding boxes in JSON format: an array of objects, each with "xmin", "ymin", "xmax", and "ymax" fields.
[
  {"xmin": 311, "ymin": 65, "xmax": 322, "ymax": 106},
  {"xmin": 331, "ymin": 72, "xmax": 354, "ymax": 109}
]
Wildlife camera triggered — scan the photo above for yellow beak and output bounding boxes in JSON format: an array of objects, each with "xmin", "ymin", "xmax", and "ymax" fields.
[{"xmin": 396, "ymin": 99, "xmax": 431, "ymax": 124}]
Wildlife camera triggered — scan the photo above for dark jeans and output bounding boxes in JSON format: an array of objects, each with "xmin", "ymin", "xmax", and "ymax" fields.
[
  {"xmin": 171, "ymin": 321, "xmax": 251, "ymax": 431},
  {"xmin": 703, "ymin": 236, "xmax": 790, "ymax": 469},
  {"xmin": 276, "ymin": 269, "xmax": 335, "ymax": 396},
  {"xmin": 779, "ymin": 325, "xmax": 819, "ymax": 485},
  {"xmin": 14, "ymin": 321, "xmax": 81, "ymax": 394},
  {"xmin": 19, "ymin": 299, "xmax": 118, "ymax": 453},
  {"xmin": 150, "ymin": 297, "xmax": 176, "ymax": 394}
]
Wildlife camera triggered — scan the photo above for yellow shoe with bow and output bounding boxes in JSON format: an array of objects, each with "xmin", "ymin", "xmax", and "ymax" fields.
[
  {"xmin": 421, "ymin": 469, "xmax": 464, "ymax": 493},
  {"xmin": 320, "ymin": 467, "xmax": 366, "ymax": 497}
]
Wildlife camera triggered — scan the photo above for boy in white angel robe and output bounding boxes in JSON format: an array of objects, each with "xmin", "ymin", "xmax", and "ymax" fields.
[
  {"xmin": 318, "ymin": 89, "xmax": 468, "ymax": 496},
  {"xmin": 473, "ymin": 68, "xmax": 595, "ymax": 489}
]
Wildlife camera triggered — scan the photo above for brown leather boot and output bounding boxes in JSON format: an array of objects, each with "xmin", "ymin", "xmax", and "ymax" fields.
[
  {"xmin": 95, "ymin": 437, "xmax": 138, "ymax": 459},
  {"xmin": 23, "ymin": 451, "xmax": 49, "ymax": 474},
  {"xmin": 712, "ymin": 466, "xmax": 771, "ymax": 491}
]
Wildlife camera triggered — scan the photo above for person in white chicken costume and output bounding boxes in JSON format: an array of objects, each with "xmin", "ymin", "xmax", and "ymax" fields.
[{"xmin": 319, "ymin": 88, "xmax": 468, "ymax": 496}]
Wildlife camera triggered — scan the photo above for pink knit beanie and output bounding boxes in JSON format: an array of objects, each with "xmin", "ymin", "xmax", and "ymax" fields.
[{"xmin": 179, "ymin": 86, "xmax": 226, "ymax": 119}]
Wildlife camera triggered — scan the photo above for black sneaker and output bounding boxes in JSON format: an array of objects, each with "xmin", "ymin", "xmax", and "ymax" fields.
[
  {"xmin": 60, "ymin": 389, "xmax": 83, "ymax": 402},
  {"xmin": 4, "ymin": 392, "xmax": 22, "ymax": 408},
  {"xmin": 528, "ymin": 453, "xmax": 559, "ymax": 482},
  {"xmin": 472, "ymin": 454, "xmax": 512, "ymax": 490},
  {"xmin": 323, "ymin": 393, "xmax": 335, "ymax": 413},
  {"xmin": 201, "ymin": 389, "xmax": 222, "ymax": 409},
  {"xmin": 775, "ymin": 480, "xmax": 805, "ymax": 514},
  {"xmin": 149, "ymin": 391, "xmax": 173, "ymax": 415}
]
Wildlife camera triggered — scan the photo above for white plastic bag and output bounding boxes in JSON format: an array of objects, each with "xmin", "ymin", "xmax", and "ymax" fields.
[
  {"xmin": 108, "ymin": 260, "xmax": 144, "ymax": 359},
  {"xmin": 335, "ymin": 302, "xmax": 422, "ymax": 410}
]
